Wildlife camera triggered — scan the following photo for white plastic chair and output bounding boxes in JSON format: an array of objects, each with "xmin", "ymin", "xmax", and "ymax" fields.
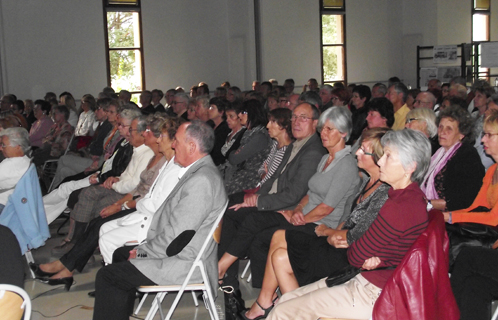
[
  {"xmin": 0, "ymin": 284, "xmax": 32, "ymax": 320},
  {"xmin": 134, "ymin": 200, "xmax": 228, "ymax": 320},
  {"xmin": 241, "ymin": 259, "xmax": 252, "ymax": 283},
  {"xmin": 492, "ymin": 304, "xmax": 498, "ymax": 320}
]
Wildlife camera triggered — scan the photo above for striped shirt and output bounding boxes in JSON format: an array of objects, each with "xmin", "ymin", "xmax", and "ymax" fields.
[
  {"xmin": 257, "ymin": 139, "xmax": 288, "ymax": 187},
  {"xmin": 347, "ymin": 182, "xmax": 429, "ymax": 288}
]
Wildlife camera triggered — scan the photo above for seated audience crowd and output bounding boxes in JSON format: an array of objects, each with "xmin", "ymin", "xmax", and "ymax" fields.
[{"xmin": 1, "ymin": 76, "xmax": 498, "ymax": 320}]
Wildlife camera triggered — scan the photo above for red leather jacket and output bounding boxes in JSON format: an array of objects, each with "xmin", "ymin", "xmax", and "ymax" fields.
[{"xmin": 372, "ymin": 210, "xmax": 460, "ymax": 320}]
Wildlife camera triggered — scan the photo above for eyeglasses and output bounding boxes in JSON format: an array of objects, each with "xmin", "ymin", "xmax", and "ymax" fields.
[
  {"xmin": 0, "ymin": 143, "xmax": 10, "ymax": 148},
  {"xmin": 291, "ymin": 115, "xmax": 312, "ymax": 122},
  {"xmin": 359, "ymin": 146, "xmax": 374, "ymax": 156},
  {"xmin": 414, "ymin": 100, "xmax": 431, "ymax": 105},
  {"xmin": 118, "ymin": 123, "xmax": 130, "ymax": 128},
  {"xmin": 171, "ymin": 101, "xmax": 184, "ymax": 105},
  {"xmin": 405, "ymin": 118, "xmax": 420, "ymax": 124},
  {"xmin": 481, "ymin": 131, "xmax": 498, "ymax": 139}
]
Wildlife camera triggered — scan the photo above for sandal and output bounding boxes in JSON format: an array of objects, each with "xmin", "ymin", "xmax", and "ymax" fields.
[{"xmin": 240, "ymin": 300, "xmax": 274, "ymax": 320}]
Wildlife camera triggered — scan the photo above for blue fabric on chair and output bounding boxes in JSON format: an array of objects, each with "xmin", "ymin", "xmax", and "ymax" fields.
[{"xmin": 0, "ymin": 164, "xmax": 50, "ymax": 254}]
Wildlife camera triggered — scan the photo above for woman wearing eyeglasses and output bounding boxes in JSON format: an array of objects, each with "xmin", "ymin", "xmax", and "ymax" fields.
[
  {"xmin": 404, "ymin": 107, "xmax": 439, "ymax": 154},
  {"xmin": 241, "ymin": 127, "xmax": 390, "ymax": 320},
  {"xmin": 421, "ymin": 104, "xmax": 484, "ymax": 213},
  {"xmin": 443, "ymin": 110, "xmax": 498, "ymax": 226},
  {"xmin": 224, "ymin": 99, "xmax": 271, "ymax": 195},
  {"xmin": 218, "ymin": 107, "xmax": 361, "ymax": 298}
]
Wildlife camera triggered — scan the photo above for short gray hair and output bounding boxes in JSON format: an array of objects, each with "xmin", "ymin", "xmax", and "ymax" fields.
[
  {"xmin": 185, "ymin": 120, "xmax": 215, "ymax": 154},
  {"xmin": 381, "ymin": 129, "xmax": 431, "ymax": 184},
  {"xmin": 406, "ymin": 108, "xmax": 437, "ymax": 138},
  {"xmin": 136, "ymin": 115, "xmax": 148, "ymax": 133},
  {"xmin": 175, "ymin": 92, "xmax": 190, "ymax": 103},
  {"xmin": 0, "ymin": 127, "xmax": 30, "ymax": 155},
  {"xmin": 119, "ymin": 107, "xmax": 142, "ymax": 122},
  {"xmin": 317, "ymin": 106, "xmax": 352, "ymax": 141}
]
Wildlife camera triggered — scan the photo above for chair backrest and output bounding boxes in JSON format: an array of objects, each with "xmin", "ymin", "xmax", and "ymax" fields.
[
  {"xmin": 192, "ymin": 200, "xmax": 228, "ymax": 267},
  {"xmin": 0, "ymin": 284, "xmax": 31, "ymax": 320},
  {"xmin": 372, "ymin": 210, "xmax": 459, "ymax": 320},
  {"xmin": 0, "ymin": 164, "xmax": 50, "ymax": 254}
]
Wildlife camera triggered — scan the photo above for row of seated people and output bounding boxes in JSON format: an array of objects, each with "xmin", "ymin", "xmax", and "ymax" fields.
[{"xmin": 4, "ymin": 80, "xmax": 497, "ymax": 319}]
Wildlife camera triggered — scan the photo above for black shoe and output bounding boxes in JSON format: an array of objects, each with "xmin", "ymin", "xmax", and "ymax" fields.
[
  {"xmin": 88, "ymin": 291, "xmax": 95, "ymax": 297},
  {"xmin": 39, "ymin": 277, "xmax": 74, "ymax": 291},
  {"xmin": 29, "ymin": 263, "xmax": 57, "ymax": 278}
]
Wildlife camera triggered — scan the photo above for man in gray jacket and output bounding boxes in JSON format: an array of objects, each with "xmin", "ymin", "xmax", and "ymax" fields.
[{"xmin": 93, "ymin": 120, "xmax": 227, "ymax": 320}]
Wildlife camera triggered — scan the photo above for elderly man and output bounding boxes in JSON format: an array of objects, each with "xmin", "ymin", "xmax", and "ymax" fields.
[
  {"xmin": 172, "ymin": 92, "xmax": 189, "ymax": 120},
  {"xmin": 218, "ymin": 102, "xmax": 326, "ymax": 291},
  {"xmin": 0, "ymin": 94, "xmax": 16, "ymax": 112},
  {"xmin": 413, "ymin": 91, "xmax": 437, "ymax": 110},
  {"xmin": 319, "ymin": 85, "xmax": 334, "ymax": 112},
  {"xmin": 386, "ymin": 82, "xmax": 409, "ymax": 130},
  {"xmin": 371, "ymin": 83, "xmax": 387, "ymax": 98},
  {"xmin": 138, "ymin": 90, "xmax": 153, "ymax": 114},
  {"xmin": 0, "ymin": 128, "xmax": 31, "ymax": 211},
  {"xmin": 283, "ymin": 79, "xmax": 295, "ymax": 95},
  {"xmin": 92, "ymin": 120, "xmax": 227, "ymax": 320}
]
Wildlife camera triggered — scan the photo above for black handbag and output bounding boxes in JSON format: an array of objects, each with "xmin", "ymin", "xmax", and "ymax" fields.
[
  {"xmin": 325, "ymin": 265, "xmax": 361, "ymax": 287},
  {"xmin": 222, "ymin": 286, "xmax": 245, "ymax": 320},
  {"xmin": 446, "ymin": 216, "xmax": 498, "ymax": 270},
  {"xmin": 325, "ymin": 265, "xmax": 395, "ymax": 287}
]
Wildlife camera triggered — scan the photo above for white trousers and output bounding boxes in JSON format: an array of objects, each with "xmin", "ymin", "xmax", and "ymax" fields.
[
  {"xmin": 44, "ymin": 178, "xmax": 91, "ymax": 224},
  {"xmin": 267, "ymin": 275, "xmax": 381, "ymax": 320},
  {"xmin": 99, "ymin": 218, "xmax": 142, "ymax": 264}
]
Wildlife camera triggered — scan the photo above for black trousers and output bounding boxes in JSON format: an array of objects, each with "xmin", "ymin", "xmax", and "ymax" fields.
[
  {"xmin": 93, "ymin": 246, "xmax": 156, "ymax": 320},
  {"xmin": 60, "ymin": 208, "xmax": 135, "ymax": 272},
  {"xmin": 451, "ymin": 246, "xmax": 498, "ymax": 320},
  {"xmin": 218, "ymin": 192, "xmax": 257, "ymax": 289},
  {"xmin": 224, "ymin": 208, "xmax": 316, "ymax": 288}
]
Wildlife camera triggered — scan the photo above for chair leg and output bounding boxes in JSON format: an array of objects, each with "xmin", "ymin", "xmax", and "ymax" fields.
[
  {"xmin": 191, "ymin": 290, "xmax": 199, "ymax": 307},
  {"xmin": 25, "ymin": 251, "xmax": 36, "ymax": 279},
  {"xmin": 134, "ymin": 292, "xmax": 148, "ymax": 316},
  {"xmin": 247, "ymin": 273, "xmax": 252, "ymax": 283},
  {"xmin": 492, "ymin": 302, "xmax": 498, "ymax": 320},
  {"xmin": 241, "ymin": 260, "xmax": 250, "ymax": 278}
]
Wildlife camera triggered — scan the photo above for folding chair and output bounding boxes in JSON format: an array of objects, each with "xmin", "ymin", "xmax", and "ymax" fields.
[
  {"xmin": 0, "ymin": 283, "xmax": 32, "ymax": 320},
  {"xmin": 135, "ymin": 200, "xmax": 228, "ymax": 320}
]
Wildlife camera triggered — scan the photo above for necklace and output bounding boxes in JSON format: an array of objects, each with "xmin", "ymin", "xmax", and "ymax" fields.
[{"xmin": 358, "ymin": 179, "xmax": 380, "ymax": 203}]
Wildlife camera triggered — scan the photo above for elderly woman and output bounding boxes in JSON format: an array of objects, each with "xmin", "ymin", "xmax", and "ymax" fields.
[
  {"xmin": 29, "ymin": 100, "xmax": 53, "ymax": 148},
  {"xmin": 59, "ymin": 93, "xmax": 79, "ymax": 128},
  {"xmin": 256, "ymin": 108, "xmax": 293, "ymax": 188},
  {"xmin": 422, "ymin": 105, "xmax": 485, "ymax": 212},
  {"xmin": 208, "ymin": 97, "xmax": 230, "ymax": 166},
  {"xmin": 218, "ymin": 107, "xmax": 360, "ymax": 289},
  {"xmin": 242, "ymin": 128, "xmax": 390, "ymax": 320},
  {"xmin": 266, "ymin": 129, "xmax": 431, "ymax": 320},
  {"xmin": 331, "ymin": 87, "xmax": 350, "ymax": 108},
  {"xmin": 443, "ymin": 110, "xmax": 498, "ymax": 226},
  {"xmin": 404, "ymin": 107, "xmax": 439, "ymax": 154},
  {"xmin": 31, "ymin": 114, "xmax": 173, "ymax": 290},
  {"xmin": 32, "ymin": 105, "xmax": 74, "ymax": 167},
  {"xmin": 75, "ymin": 94, "xmax": 96, "ymax": 137},
  {"xmin": 365, "ymin": 97, "xmax": 395, "ymax": 129},
  {"xmin": 218, "ymin": 102, "xmax": 245, "ymax": 170},
  {"xmin": 0, "ymin": 128, "xmax": 31, "ymax": 211},
  {"xmin": 224, "ymin": 99, "xmax": 271, "ymax": 195}
]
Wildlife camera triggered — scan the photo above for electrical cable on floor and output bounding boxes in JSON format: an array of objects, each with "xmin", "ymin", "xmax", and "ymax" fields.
[
  {"xmin": 30, "ymin": 280, "xmax": 78, "ymax": 300},
  {"xmin": 32, "ymin": 305, "xmax": 87, "ymax": 318}
]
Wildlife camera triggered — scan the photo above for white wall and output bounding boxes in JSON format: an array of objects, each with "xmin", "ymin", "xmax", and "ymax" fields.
[
  {"xmin": 0, "ymin": 0, "xmax": 497, "ymax": 101},
  {"xmin": 0, "ymin": 0, "xmax": 106, "ymax": 100}
]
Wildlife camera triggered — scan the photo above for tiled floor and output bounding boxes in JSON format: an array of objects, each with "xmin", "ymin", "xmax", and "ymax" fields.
[{"xmin": 25, "ymin": 219, "xmax": 259, "ymax": 320}]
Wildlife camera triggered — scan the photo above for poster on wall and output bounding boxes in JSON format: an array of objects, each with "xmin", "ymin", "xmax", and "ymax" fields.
[
  {"xmin": 420, "ymin": 68, "xmax": 438, "ymax": 87},
  {"xmin": 433, "ymin": 45, "xmax": 458, "ymax": 64},
  {"xmin": 481, "ymin": 42, "xmax": 498, "ymax": 68},
  {"xmin": 437, "ymin": 67, "xmax": 461, "ymax": 83}
]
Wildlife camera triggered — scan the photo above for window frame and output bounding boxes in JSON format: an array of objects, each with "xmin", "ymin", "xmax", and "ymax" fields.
[
  {"xmin": 320, "ymin": 0, "xmax": 347, "ymax": 85},
  {"xmin": 471, "ymin": 0, "xmax": 491, "ymax": 80},
  {"xmin": 102, "ymin": 0, "xmax": 146, "ymax": 93}
]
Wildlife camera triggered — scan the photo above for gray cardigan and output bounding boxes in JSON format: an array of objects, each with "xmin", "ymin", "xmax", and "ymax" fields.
[{"xmin": 131, "ymin": 155, "xmax": 227, "ymax": 297}]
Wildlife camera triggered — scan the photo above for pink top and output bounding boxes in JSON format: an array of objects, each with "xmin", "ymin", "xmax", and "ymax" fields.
[{"xmin": 29, "ymin": 117, "xmax": 54, "ymax": 147}]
